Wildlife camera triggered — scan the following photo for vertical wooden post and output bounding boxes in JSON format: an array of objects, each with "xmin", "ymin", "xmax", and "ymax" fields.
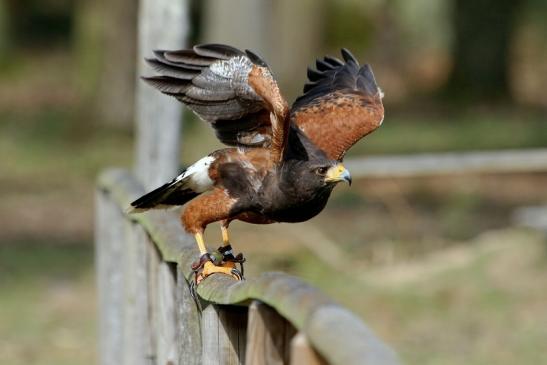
[
  {"xmin": 131, "ymin": 2, "xmax": 190, "ymax": 364},
  {"xmin": 154, "ymin": 261, "xmax": 180, "ymax": 365},
  {"xmin": 122, "ymin": 222, "xmax": 154, "ymax": 365},
  {"xmin": 202, "ymin": 304, "xmax": 248, "ymax": 365},
  {"xmin": 176, "ymin": 269, "xmax": 202, "ymax": 365},
  {"xmin": 245, "ymin": 301, "xmax": 296, "ymax": 365},
  {"xmin": 135, "ymin": 0, "xmax": 189, "ymax": 189},
  {"xmin": 95, "ymin": 191, "xmax": 126, "ymax": 365}
]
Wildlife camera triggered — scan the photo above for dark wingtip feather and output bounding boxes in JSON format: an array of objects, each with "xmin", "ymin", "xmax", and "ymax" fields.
[
  {"xmin": 294, "ymin": 48, "xmax": 382, "ymax": 110},
  {"xmin": 245, "ymin": 49, "xmax": 268, "ymax": 67},
  {"xmin": 306, "ymin": 67, "xmax": 324, "ymax": 82},
  {"xmin": 153, "ymin": 49, "xmax": 167, "ymax": 59},
  {"xmin": 341, "ymin": 48, "xmax": 358, "ymax": 65},
  {"xmin": 303, "ymin": 82, "xmax": 317, "ymax": 93},
  {"xmin": 315, "ymin": 59, "xmax": 334, "ymax": 72},
  {"xmin": 161, "ymin": 49, "xmax": 216, "ymax": 66},
  {"xmin": 193, "ymin": 43, "xmax": 244, "ymax": 59},
  {"xmin": 145, "ymin": 58, "xmax": 200, "ymax": 79},
  {"xmin": 356, "ymin": 64, "xmax": 380, "ymax": 97},
  {"xmin": 141, "ymin": 76, "xmax": 190, "ymax": 94},
  {"xmin": 323, "ymin": 56, "xmax": 344, "ymax": 67}
]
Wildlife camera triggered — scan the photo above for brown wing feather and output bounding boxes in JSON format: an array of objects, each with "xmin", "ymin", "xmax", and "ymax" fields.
[
  {"xmin": 248, "ymin": 65, "xmax": 290, "ymax": 163},
  {"xmin": 291, "ymin": 49, "xmax": 384, "ymax": 161},
  {"xmin": 143, "ymin": 44, "xmax": 290, "ymax": 163}
]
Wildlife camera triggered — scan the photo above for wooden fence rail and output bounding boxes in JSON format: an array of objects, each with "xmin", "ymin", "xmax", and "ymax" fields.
[
  {"xmin": 345, "ymin": 148, "xmax": 547, "ymax": 178},
  {"xmin": 96, "ymin": 168, "xmax": 401, "ymax": 365}
]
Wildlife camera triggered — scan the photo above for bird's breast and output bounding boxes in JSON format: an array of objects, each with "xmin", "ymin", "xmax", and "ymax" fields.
[{"xmin": 261, "ymin": 189, "xmax": 332, "ymax": 223}]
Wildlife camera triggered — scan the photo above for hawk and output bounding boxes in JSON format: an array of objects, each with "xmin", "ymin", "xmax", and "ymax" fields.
[{"xmin": 130, "ymin": 44, "xmax": 384, "ymax": 283}]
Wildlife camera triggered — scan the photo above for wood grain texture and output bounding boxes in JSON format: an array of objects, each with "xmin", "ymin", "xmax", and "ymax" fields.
[
  {"xmin": 176, "ymin": 268, "xmax": 202, "ymax": 365},
  {"xmin": 202, "ymin": 304, "xmax": 248, "ymax": 365},
  {"xmin": 155, "ymin": 260, "xmax": 179, "ymax": 364},
  {"xmin": 95, "ymin": 191, "xmax": 126, "ymax": 365},
  {"xmin": 245, "ymin": 301, "xmax": 296, "ymax": 365},
  {"xmin": 122, "ymin": 221, "xmax": 153, "ymax": 365}
]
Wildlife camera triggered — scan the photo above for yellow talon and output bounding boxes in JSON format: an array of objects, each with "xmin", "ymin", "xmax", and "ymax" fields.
[
  {"xmin": 196, "ymin": 261, "xmax": 242, "ymax": 284},
  {"xmin": 202, "ymin": 261, "xmax": 235, "ymax": 276}
]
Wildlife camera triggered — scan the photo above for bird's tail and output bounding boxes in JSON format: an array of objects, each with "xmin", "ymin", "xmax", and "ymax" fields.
[
  {"xmin": 128, "ymin": 173, "xmax": 199, "ymax": 213},
  {"xmin": 129, "ymin": 155, "xmax": 215, "ymax": 213}
]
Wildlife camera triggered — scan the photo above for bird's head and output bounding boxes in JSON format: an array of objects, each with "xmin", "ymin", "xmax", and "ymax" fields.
[
  {"xmin": 280, "ymin": 160, "xmax": 352, "ymax": 197},
  {"xmin": 322, "ymin": 163, "xmax": 352, "ymax": 186}
]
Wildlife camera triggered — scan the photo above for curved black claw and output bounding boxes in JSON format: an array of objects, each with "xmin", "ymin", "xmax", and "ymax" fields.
[
  {"xmin": 191, "ymin": 253, "xmax": 213, "ymax": 272},
  {"xmin": 230, "ymin": 267, "xmax": 243, "ymax": 281},
  {"xmin": 217, "ymin": 244, "xmax": 246, "ymax": 277}
]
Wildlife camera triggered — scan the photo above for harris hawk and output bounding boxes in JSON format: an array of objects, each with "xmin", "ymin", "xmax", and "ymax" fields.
[{"xmin": 130, "ymin": 44, "xmax": 384, "ymax": 283}]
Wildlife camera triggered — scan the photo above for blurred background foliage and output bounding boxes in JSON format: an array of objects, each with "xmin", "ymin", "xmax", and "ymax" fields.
[{"xmin": 0, "ymin": 0, "xmax": 546, "ymax": 364}]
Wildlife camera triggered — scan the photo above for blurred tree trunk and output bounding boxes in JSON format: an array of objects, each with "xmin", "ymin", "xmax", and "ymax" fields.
[
  {"xmin": 74, "ymin": 0, "xmax": 138, "ymax": 128},
  {"xmin": 201, "ymin": 0, "xmax": 323, "ymax": 100},
  {"xmin": 0, "ymin": 0, "xmax": 10, "ymax": 62},
  {"xmin": 444, "ymin": 0, "xmax": 523, "ymax": 102}
]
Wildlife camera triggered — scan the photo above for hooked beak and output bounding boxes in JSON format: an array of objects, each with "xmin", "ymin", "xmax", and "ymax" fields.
[{"xmin": 325, "ymin": 163, "xmax": 352, "ymax": 186}]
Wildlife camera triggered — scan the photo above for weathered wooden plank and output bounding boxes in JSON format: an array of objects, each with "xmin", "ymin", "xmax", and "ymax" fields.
[
  {"xmin": 202, "ymin": 304, "xmax": 248, "ymax": 365},
  {"xmin": 245, "ymin": 301, "xmax": 296, "ymax": 365},
  {"xmin": 123, "ymin": 220, "xmax": 154, "ymax": 365},
  {"xmin": 147, "ymin": 236, "xmax": 160, "ymax": 363},
  {"xmin": 201, "ymin": 304, "xmax": 220, "ymax": 365},
  {"xmin": 135, "ymin": 0, "xmax": 188, "ymax": 189},
  {"xmin": 219, "ymin": 305, "xmax": 248, "ymax": 364},
  {"xmin": 290, "ymin": 333, "xmax": 327, "ymax": 365},
  {"xmin": 153, "ymin": 253, "xmax": 180, "ymax": 364},
  {"xmin": 176, "ymin": 269, "xmax": 202, "ymax": 365},
  {"xmin": 345, "ymin": 148, "xmax": 547, "ymax": 178},
  {"xmin": 95, "ymin": 190, "xmax": 126, "ymax": 365}
]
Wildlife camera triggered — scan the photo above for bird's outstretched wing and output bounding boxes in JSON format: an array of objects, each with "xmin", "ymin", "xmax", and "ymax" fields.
[
  {"xmin": 143, "ymin": 44, "xmax": 290, "ymax": 163},
  {"xmin": 291, "ymin": 49, "xmax": 384, "ymax": 161}
]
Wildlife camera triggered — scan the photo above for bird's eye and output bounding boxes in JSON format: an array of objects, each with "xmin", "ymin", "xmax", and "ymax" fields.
[{"xmin": 315, "ymin": 166, "xmax": 329, "ymax": 175}]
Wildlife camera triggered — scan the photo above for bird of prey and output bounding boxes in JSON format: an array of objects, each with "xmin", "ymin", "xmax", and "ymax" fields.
[{"xmin": 130, "ymin": 44, "xmax": 384, "ymax": 283}]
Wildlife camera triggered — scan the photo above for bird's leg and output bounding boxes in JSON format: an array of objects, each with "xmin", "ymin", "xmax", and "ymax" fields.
[
  {"xmin": 191, "ymin": 230, "xmax": 243, "ymax": 285},
  {"xmin": 215, "ymin": 222, "xmax": 245, "ymax": 275}
]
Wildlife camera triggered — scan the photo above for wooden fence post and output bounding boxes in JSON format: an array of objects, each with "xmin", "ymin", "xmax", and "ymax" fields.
[
  {"xmin": 135, "ymin": 0, "xmax": 188, "ymax": 189},
  {"xmin": 122, "ymin": 222, "xmax": 153, "ymax": 365},
  {"xmin": 176, "ymin": 268, "xmax": 202, "ymax": 365},
  {"xmin": 201, "ymin": 304, "xmax": 248, "ymax": 365},
  {"xmin": 245, "ymin": 301, "xmax": 296, "ymax": 365},
  {"xmin": 95, "ymin": 192, "xmax": 126, "ymax": 365}
]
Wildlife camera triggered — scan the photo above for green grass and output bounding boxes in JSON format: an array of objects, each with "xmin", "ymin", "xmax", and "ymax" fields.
[
  {"xmin": 0, "ymin": 243, "xmax": 96, "ymax": 365},
  {"xmin": 0, "ymin": 109, "xmax": 133, "ymax": 187}
]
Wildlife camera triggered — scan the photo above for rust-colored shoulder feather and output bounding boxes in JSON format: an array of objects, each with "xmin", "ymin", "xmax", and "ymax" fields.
[{"xmin": 291, "ymin": 49, "xmax": 384, "ymax": 161}]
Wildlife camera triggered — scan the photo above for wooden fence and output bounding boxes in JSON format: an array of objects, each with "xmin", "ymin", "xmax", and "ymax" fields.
[
  {"xmin": 345, "ymin": 148, "xmax": 547, "ymax": 178},
  {"xmin": 95, "ymin": 168, "xmax": 401, "ymax": 365}
]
